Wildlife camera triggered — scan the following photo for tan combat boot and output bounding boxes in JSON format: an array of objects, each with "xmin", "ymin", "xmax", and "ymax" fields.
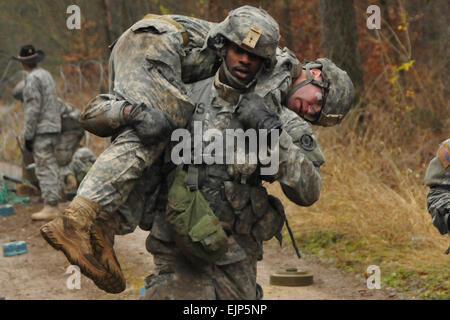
[
  {"xmin": 90, "ymin": 211, "xmax": 126, "ymax": 293},
  {"xmin": 31, "ymin": 204, "xmax": 61, "ymax": 221},
  {"xmin": 40, "ymin": 195, "xmax": 124, "ymax": 293}
]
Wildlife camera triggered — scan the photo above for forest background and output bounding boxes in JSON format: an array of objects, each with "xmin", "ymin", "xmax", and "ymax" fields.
[{"xmin": 0, "ymin": 0, "xmax": 448, "ymax": 299}]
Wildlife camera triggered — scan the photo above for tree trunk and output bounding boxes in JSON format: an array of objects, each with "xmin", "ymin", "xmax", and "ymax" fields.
[
  {"xmin": 319, "ymin": 0, "xmax": 364, "ymax": 101},
  {"xmin": 102, "ymin": 0, "xmax": 114, "ymax": 46},
  {"xmin": 282, "ymin": 0, "xmax": 293, "ymax": 49}
]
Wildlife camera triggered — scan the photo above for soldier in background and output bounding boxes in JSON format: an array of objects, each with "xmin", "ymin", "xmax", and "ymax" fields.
[
  {"xmin": 13, "ymin": 45, "xmax": 64, "ymax": 221},
  {"xmin": 424, "ymin": 139, "xmax": 450, "ymax": 238},
  {"xmin": 12, "ymin": 80, "xmax": 85, "ymax": 195}
]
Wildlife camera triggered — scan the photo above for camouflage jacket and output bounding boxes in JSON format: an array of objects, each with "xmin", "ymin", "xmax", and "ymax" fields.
[
  {"xmin": 80, "ymin": 14, "xmax": 300, "ymax": 137},
  {"xmin": 188, "ymin": 72, "xmax": 324, "ymax": 206},
  {"xmin": 153, "ymin": 70, "xmax": 324, "ymax": 264},
  {"xmin": 22, "ymin": 67, "xmax": 61, "ymax": 140},
  {"xmin": 424, "ymin": 139, "xmax": 450, "ymax": 235}
]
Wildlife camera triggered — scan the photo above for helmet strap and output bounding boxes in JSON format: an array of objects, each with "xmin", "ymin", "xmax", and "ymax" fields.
[
  {"xmin": 221, "ymin": 59, "xmax": 257, "ymax": 91},
  {"xmin": 285, "ymin": 66, "xmax": 328, "ymax": 107}
]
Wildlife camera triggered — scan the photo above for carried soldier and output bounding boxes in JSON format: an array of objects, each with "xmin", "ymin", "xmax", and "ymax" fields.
[{"xmin": 41, "ymin": 6, "xmax": 354, "ymax": 297}]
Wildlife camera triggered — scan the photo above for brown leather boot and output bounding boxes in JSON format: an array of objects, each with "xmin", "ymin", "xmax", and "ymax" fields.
[
  {"xmin": 31, "ymin": 204, "xmax": 61, "ymax": 221},
  {"xmin": 40, "ymin": 196, "xmax": 124, "ymax": 293},
  {"xmin": 90, "ymin": 211, "xmax": 126, "ymax": 293}
]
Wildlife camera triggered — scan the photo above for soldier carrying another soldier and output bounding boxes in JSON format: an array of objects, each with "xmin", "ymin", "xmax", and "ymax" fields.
[{"xmin": 41, "ymin": 6, "xmax": 354, "ymax": 297}]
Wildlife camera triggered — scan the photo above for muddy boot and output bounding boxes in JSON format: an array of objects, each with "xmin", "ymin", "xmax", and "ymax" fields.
[
  {"xmin": 40, "ymin": 196, "xmax": 121, "ymax": 293},
  {"xmin": 90, "ymin": 211, "xmax": 126, "ymax": 293},
  {"xmin": 31, "ymin": 203, "xmax": 61, "ymax": 221}
]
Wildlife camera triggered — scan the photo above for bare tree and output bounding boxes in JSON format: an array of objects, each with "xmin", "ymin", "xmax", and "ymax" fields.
[{"xmin": 319, "ymin": 0, "xmax": 364, "ymax": 100}]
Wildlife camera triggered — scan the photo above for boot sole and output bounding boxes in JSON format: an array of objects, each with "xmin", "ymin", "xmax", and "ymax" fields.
[{"xmin": 40, "ymin": 219, "xmax": 125, "ymax": 293}]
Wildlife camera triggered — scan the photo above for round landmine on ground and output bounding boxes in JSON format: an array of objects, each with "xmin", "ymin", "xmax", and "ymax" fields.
[{"xmin": 270, "ymin": 268, "xmax": 314, "ymax": 286}]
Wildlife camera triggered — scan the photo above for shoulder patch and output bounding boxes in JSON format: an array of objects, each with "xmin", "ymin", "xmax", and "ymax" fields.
[
  {"xmin": 300, "ymin": 134, "xmax": 315, "ymax": 151},
  {"xmin": 438, "ymin": 143, "xmax": 450, "ymax": 168}
]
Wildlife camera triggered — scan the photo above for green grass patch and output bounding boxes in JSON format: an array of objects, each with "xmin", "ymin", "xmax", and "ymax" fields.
[{"xmin": 282, "ymin": 229, "xmax": 450, "ymax": 299}]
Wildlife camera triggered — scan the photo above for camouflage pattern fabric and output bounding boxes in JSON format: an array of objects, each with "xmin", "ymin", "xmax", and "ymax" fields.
[
  {"xmin": 22, "ymin": 67, "xmax": 61, "ymax": 141},
  {"xmin": 144, "ymin": 68, "xmax": 324, "ymax": 299},
  {"xmin": 22, "ymin": 67, "xmax": 63, "ymax": 205},
  {"xmin": 78, "ymin": 15, "xmax": 219, "ymax": 230},
  {"xmin": 78, "ymin": 14, "xmax": 297, "ymax": 229},
  {"xmin": 142, "ymin": 235, "xmax": 258, "ymax": 300},
  {"xmin": 77, "ymin": 128, "xmax": 166, "ymax": 234},
  {"xmin": 424, "ymin": 139, "xmax": 450, "ymax": 235},
  {"xmin": 60, "ymin": 147, "xmax": 97, "ymax": 184},
  {"xmin": 33, "ymin": 133, "xmax": 62, "ymax": 205}
]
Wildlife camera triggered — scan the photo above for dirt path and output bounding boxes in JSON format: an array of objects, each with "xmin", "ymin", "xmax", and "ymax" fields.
[{"xmin": 0, "ymin": 201, "xmax": 401, "ymax": 300}]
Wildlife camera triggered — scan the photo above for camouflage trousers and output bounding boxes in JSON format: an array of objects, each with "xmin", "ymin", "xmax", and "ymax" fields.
[
  {"xmin": 32, "ymin": 133, "xmax": 62, "ymax": 205},
  {"xmin": 77, "ymin": 128, "xmax": 166, "ymax": 234},
  {"xmin": 142, "ymin": 235, "xmax": 261, "ymax": 300},
  {"xmin": 56, "ymin": 129, "xmax": 84, "ymax": 179}
]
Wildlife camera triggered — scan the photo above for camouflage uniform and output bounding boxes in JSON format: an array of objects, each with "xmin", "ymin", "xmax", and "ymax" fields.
[
  {"xmin": 65, "ymin": 147, "xmax": 97, "ymax": 184},
  {"xmin": 56, "ymin": 98, "xmax": 85, "ymax": 179},
  {"xmin": 22, "ymin": 68, "xmax": 62, "ymax": 205},
  {"xmin": 13, "ymin": 80, "xmax": 84, "ymax": 195},
  {"xmin": 79, "ymin": 16, "xmax": 301, "ymax": 232},
  {"xmin": 140, "ymin": 6, "xmax": 325, "ymax": 299},
  {"xmin": 76, "ymin": 15, "xmax": 220, "ymax": 232},
  {"xmin": 424, "ymin": 139, "xmax": 450, "ymax": 235},
  {"xmin": 142, "ymin": 58, "xmax": 324, "ymax": 298}
]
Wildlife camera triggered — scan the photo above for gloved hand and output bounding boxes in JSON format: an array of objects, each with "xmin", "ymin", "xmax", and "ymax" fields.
[
  {"xmin": 236, "ymin": 93, "xmax": 282, "ymax": 131},
  {"xmin": 126, "ymin": 103, "xmax": 176, "ymax": 145},
  {"xmin": 25, "ymin": 139, "xmax": 34, "ymax": 152}
]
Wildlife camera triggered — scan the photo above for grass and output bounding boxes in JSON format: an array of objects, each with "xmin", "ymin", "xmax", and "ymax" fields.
[
  {"xmin": 1, "ymin": 63, "xmax": 448, "ymax": 299},
  {"xmin": 265, "ymin": 72, "xmax": 449, "ymax": 299}
]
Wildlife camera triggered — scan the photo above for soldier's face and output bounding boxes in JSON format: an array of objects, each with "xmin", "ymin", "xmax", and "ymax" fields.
[
  {"xmin": 225, "ymin": 43, "xmax": 263, "ymax": 84},
  {"xmin": 287, "ymin": 69, "xmax": 324, "ymax": 121}
]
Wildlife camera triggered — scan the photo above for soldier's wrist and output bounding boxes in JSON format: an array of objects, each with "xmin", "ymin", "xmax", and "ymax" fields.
[{"xmin": 122, "ymin": 104, "xmax": 133, "ymax": 123}]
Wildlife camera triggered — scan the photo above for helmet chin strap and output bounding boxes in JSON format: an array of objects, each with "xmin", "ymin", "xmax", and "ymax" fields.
[
  {"xmin": 285, "ymin": 64, "xmax": 329, "ymax": 121},
  {"xmin": 221, "ymin": 60, "xmax": 259, "ymax": 91}
]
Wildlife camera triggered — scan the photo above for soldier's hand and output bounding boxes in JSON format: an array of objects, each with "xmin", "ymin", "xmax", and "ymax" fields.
[
  {"xmin": 25, "ymin": 139, "xmax": 34, "ymax": 152},
  {"xmin": 236, "ymin": 93, "xmax": 282, "ymax": 131},
  {"xmin": 126, "ymin": 103, "xmax": 176, "ymax": 145}
]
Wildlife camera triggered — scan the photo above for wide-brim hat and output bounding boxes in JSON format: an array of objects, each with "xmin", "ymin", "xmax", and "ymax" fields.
[{"xmin": 13, "ymin": 44, "xmax": 45, "ymax": 64}]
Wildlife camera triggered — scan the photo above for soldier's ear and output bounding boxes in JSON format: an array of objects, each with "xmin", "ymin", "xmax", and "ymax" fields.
[{"xmin": 310, "ymin": 69, "xmax": 322, "ymax": 80}]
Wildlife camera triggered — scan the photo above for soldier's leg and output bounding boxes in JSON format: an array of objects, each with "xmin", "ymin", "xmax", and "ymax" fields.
[
  {"xmin": 31, "ymin": 133, "xmax": 62, "ymax": 220},
  {"xmin": 55, "ymin": 129, "xmax": 84, "ymax": 191},
  {"xmin": 41, "ymin": 129, "xmax": 166, "ymax": 293},
  {"xmin": 142, "ymin": 235, "xmax": 216, "ymax": 300},
  {"xmin": 213, "ymin": 256, "xmax": 259, "ymax": 300}
]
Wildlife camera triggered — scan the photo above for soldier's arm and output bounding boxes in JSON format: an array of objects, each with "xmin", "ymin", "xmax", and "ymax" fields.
[
  {"xmin": 424, "ymin": 140, "xmax": 450, "ymax": 235},
  {"xmin": 22, "ymin": 75, "xmax": 42, "ymax": 141},
  {"xmin": 427, "ymin": 187, "xmax": 450, "ymax": 235},
  {"xmin": 80, "ymin": 94, "xmax": 129, "ymax": 137},
  {"xmin": 269, "ymin": 108, "xmax": 324, "ymax": 206}
]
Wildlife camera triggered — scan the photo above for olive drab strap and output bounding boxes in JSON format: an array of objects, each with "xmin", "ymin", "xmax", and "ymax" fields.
[
  {"xmin": 185, "ymin": 166, "xmax": 199, "ymax": 191},
  {"xmin": 285, "ymin": 63, "xmax": 329, "ymax": 105}
]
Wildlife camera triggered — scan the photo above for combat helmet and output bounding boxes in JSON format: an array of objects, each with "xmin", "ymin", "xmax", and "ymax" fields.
[
  {"xmin": 286, "ymin": 58, "xmax": 355, "ymax": 127},
  {"xmin": 206, "ymin": 5, "xmax": 280, "ymax": 71}
]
